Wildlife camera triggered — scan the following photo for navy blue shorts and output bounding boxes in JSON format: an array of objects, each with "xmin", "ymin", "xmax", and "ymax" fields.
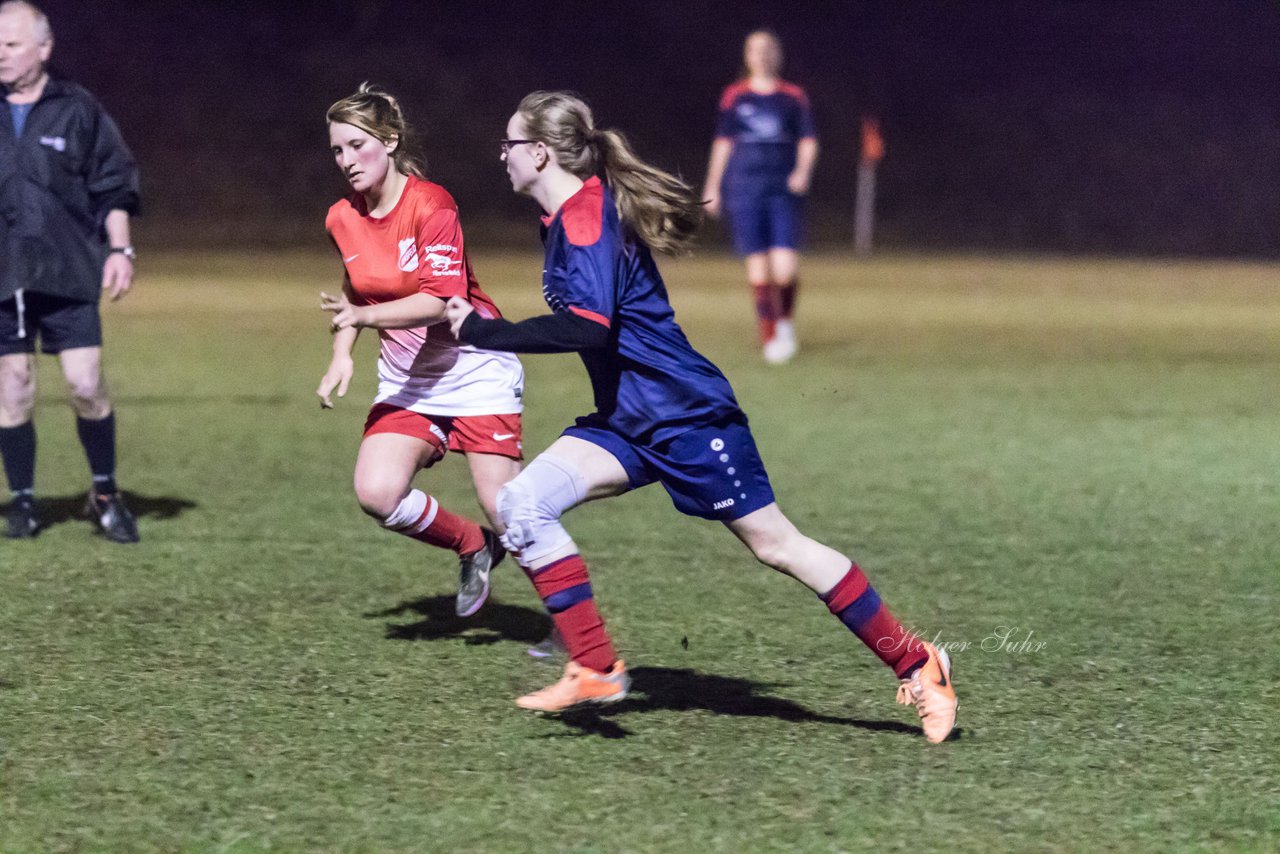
[
  {"xmin": 724, "ymin": 191, "xmax": 805, "ymax": 256},
  {"xmin": 564, "ymin": 414, "xmax": 776, "ymax": 521},
  {"xmin": 0, "ymin": 292, "xmax": 102, "ymax": 356}
]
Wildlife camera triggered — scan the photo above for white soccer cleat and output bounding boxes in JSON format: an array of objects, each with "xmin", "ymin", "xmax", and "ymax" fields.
[{"xmin": 763, "ymin": 320, "xmax": 798, "ymax": 364}]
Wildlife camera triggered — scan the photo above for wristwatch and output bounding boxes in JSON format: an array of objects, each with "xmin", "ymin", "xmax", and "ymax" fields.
[{"xmin": 108, "ymin": 246, "xmax": 136, "ymax": 260}]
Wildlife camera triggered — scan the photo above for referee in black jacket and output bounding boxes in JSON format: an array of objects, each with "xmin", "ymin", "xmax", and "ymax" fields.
[{"xmin": 0, "ymin": 0, "xmax": 139, "ymax": 542}]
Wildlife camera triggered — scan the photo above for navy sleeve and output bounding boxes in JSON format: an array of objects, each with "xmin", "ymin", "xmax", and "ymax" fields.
[
  {"xmin": 458, "ymin": 310, "xmax": 609, "ymax": 354},
  {"xmin": 795, "ymin": 93, "xmax": 817, "ymax": 140},
  {"xmin": 714, "ymin": 85, "xmax": 740, "ymax": 139}
]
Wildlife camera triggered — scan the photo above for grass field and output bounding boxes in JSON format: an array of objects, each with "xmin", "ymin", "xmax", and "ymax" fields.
[{"xmin": 2, "ymin": 249, "xmax": 1278, "ymax": 851}]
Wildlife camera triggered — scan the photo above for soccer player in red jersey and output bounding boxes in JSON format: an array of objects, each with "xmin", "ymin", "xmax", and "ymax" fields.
[
  {"xmin": 318, "ymin": 84, "xmax": 524, "ymax": 617},
  {"xmin": 703, "ymin": 30, "xmax": 818, "ymax": 365},
  {"xmin": 444, "ymin": 92, "xmax": 957, "ymax": 743}
]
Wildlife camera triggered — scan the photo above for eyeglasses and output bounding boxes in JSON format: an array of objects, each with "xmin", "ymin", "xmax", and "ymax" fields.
[{"xmin": 499, "ymin": 138, "xmax": 537, "ymax": 155}]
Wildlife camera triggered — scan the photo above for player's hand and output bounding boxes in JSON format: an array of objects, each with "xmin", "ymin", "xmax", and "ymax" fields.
[
  {"xmin": 444, "ymin": 296, "xmax": 474, "ymax": 338},
  {"xmin": 787, "ymin": 171, "xmax": 811, "ymax": 196},
  {"xmin": 317, "ymin": 355, "xmax": 354, "ymax": 409},
  {"xmin": 101, "ymin": 253, "xmax": 134, "ymax": 301},
  {"xmin": 703, "ymin": 191, "xmax": 721, "ymax": 219},
  {"xmin": 321, "ymin": 291, "xmax": 366, "ymax": 331}
]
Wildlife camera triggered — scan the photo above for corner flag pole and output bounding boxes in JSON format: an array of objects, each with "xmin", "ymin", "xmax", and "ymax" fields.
[{"xmin": 854, "ymin": 115, "xmax": 884, "ymax": 255}]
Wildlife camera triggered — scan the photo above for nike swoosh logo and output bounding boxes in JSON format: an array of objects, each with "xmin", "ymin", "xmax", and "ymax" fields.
[
  {"xmin": 344, "ymin": 254, "xmax": 359, "ymax": 263},
  {"xmin": 492, "ymin": 432, "xmax": 515, "ymax": 442}
]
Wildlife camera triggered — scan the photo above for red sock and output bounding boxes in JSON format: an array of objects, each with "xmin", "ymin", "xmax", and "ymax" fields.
[
  {"xmin": 525, "ymin": 555, "xmax": 616, "ymax": 673},
  {"xmin": 752, "ymin": 281, "xmax": 779, "ymax": 344},
  {"xmin": 822, "ymin": 563, "xmax": 928, "ymax": 678},
  {"xmin": 395, "ymin": 494, "xmax": 485, "ymax": 555},
  {"xmin": 778, "ymin": 278, "xmax": 799, "ymax": 320}
]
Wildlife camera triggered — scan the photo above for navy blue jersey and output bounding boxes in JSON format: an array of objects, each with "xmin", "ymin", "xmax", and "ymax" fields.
[
  {"xmin": 540, "ymin": 177, "xmax": 742, "ymax": 444},
  {"xmin": 715, "ymin": 80, "xmax": 816, "ymax": 197}
]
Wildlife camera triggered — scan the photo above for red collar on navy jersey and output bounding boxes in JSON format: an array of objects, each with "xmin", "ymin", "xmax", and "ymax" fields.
[
  {"xmin": 541, "ymin": 175, "xmax": 602, "ymax": 226},
  {"xmin": 542, "ymin": 176, "xmax": 604, "ymax": 247}
]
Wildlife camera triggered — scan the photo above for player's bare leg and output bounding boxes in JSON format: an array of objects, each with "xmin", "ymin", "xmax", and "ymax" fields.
[
  {"xmin": 60, "ymin": 346, "xmax": 137, "ymax": 543},
  {"xmin": 457, "ymin": 451, "xmax": 521, "ymax": 616},
  {"xmin": 744, "ymin": 252, "xmax": 780, "ymax": 358},
  {"xmin": 0, "ymin": 353, "xmax": 38, "ymax": 538},
  {"xmin": 500, "ymin": 436, "xmax": 632, "ymax": 709},
  {"xmin": 354, "ymin": 432, "xmax": 494, "ymax": 615},
  {"xmin": 726, "ymin": 503, "xmax": 956, "ymax": 742},
  {"xmin": 763, "ymin": 247, "xmax": 799, "ymax": 364}
]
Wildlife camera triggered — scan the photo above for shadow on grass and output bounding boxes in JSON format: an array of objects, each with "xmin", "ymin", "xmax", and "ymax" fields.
[
  {"xmin": 366, "ymin": 598, "xmax": 956, "ymax": 743},
  {"xmin": 4, "ymin": 491, "xmax": 197, "ymax": 532},
  {"xmin": 547, "ymin": 666, "xmax": 935, "ymax": 742},
  {"xmin": 368, "ymin": 594, "xmax": 550, "ymax": 646}
]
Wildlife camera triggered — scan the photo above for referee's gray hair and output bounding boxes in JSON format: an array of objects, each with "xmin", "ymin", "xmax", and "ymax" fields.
[{"xmin": 0, "ymin": 1, "xmax": 53, "ymax": 43}]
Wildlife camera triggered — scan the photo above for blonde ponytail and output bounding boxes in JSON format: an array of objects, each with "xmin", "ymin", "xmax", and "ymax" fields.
[{"xmin": 517, "ymin": 91, "xmax": 703, "ymax": 254}]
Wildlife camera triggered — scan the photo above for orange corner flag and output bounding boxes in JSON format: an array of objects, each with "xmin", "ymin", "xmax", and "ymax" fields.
[{"xmin": 861, "ymin": 116, "xmax": 884, "ymax": 165}]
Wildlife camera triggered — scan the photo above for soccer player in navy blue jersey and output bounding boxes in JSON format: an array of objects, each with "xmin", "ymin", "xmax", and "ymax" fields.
[
  {"xmin": 445, "ymin": 91, "xmax": 957, "ymax": 742},
  {"xmin": 703, "ymin": 30, "xmax": 817, "ymax": 364}
]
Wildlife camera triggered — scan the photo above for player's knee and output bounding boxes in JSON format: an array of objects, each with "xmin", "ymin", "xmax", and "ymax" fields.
[
  {"xmin": 745, "ymin": 527, "xmax": 798, "ymax": 571},
  {"xmin": 750, "ymin": 538, "xmax": 789, "ymax": 571},
  {"xmin": 495, "ymin": 477, "xmax": 539, "ymax": 552},
  {"xmin": 0, "ymin": 368, "xmax": 35, "ymax": 424},
  {"xmin": 354, "ymin": 479, "xmax": 404, "ymax": 521},
  {"xmin": 495, "ymin": 469, "xmax": 573, "ymax": 561},
  {"xmin": 0, "ymin": 386, "xmax": 35, "ymax": 425},
  {"xmin": 66, "ymin": 379, "xmax": 108, "ymax": 417}
]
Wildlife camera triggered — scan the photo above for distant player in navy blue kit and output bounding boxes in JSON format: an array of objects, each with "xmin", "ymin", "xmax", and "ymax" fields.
[
  {"xmin": 703, "ymin": 30, "xmax": 817, "ymax": 365},
  {"xmin": 444, "ymin": 91, "xmax": 957, "ymax": 742}
]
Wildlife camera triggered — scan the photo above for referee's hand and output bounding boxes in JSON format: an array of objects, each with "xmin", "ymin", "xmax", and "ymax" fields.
[{"xmin": 102, "ymin": 254, "xmax": 134, "ymax": 301}]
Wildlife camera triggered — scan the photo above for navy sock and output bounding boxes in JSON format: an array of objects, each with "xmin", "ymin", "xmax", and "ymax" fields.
[
  {"xmin": 0, "ymin": 421, "xmax": 36, "ymax": 495},
  {"xmin": 76, "ymin": 413, "xmax": 117, "ymax": 496}
]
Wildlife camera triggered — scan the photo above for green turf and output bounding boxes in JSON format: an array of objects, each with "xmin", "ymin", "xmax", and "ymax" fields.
[{"xmin": 2, "ymin": 251, "xmax": 1277, "ymax": 851}]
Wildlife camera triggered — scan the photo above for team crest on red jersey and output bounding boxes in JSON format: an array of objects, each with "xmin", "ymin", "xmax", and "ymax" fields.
[{"xmin": 397, "ymin": 237, "xmax": 419, "ymax": 272}]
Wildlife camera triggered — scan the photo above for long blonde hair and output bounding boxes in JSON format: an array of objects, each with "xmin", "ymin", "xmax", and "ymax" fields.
[
  {"xmin": 326, "ymin": 83, "xmax": 427, "ymax": 180},
  {"xmin": 516, "ymin": 91, "xmax": 702, "ymax": 255}
]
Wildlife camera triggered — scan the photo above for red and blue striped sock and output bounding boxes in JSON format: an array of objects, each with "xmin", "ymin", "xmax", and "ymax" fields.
[
  {"xmin": 778, "ymin": 278, "xmax": 799, "ymax": 320},
  {"xmin": 525, "ymin": 554, "xmax": 616, "ymax": 673},
  {"xmin": 751, "ymin": 281, "xmax": 779, "ymax": 344},
  {"xmin": 822, "ymin": 563, "xmax": 928, "ymax": 678}
]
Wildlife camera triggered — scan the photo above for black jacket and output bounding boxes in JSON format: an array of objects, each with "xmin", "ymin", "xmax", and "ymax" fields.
[{"xmin": 0, "ymin": 76, "xmax": 140, "ymax": 303}]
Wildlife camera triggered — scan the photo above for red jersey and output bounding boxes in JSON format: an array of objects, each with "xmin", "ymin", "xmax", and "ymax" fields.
[
  {"xmin": 326, "ymin": 175, "xmax": 500, "ymax": 319},
  {"xmin": 325, "ymin": 176, "xmax": 523, "ymax": 416}
]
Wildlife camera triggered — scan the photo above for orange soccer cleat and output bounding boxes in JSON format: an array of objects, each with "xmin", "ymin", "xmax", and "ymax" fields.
[
  {"xmin": 516, "ymin": 659, "xmax": 630, "ymax": 712},
  {"xmin": 896, "ymin": 642, "xmax": 958, "ymax": 744}
]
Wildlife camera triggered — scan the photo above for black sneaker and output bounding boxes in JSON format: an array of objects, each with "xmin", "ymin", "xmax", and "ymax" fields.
[
  {"xmin": 85, "ymin": 492, "xmax": 140, "ymax": 543},
  {"xmin": 455, "ymin": 528, "xmax": 505, "ymax": 617},
  {"xmin": 5, "ymin": 495, "xmax": 38, "ymax": 539}
]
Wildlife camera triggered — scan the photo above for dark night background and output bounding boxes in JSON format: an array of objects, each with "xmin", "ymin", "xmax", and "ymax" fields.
[{"xmin": 33, "ymin": 1, "xmax": 1280, "ymax": 256}]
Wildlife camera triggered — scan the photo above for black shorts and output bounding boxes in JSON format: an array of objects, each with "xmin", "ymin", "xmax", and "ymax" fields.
[{"xmin": 0, "ymin": 292, "xmax": 102, "ymax": 356}]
